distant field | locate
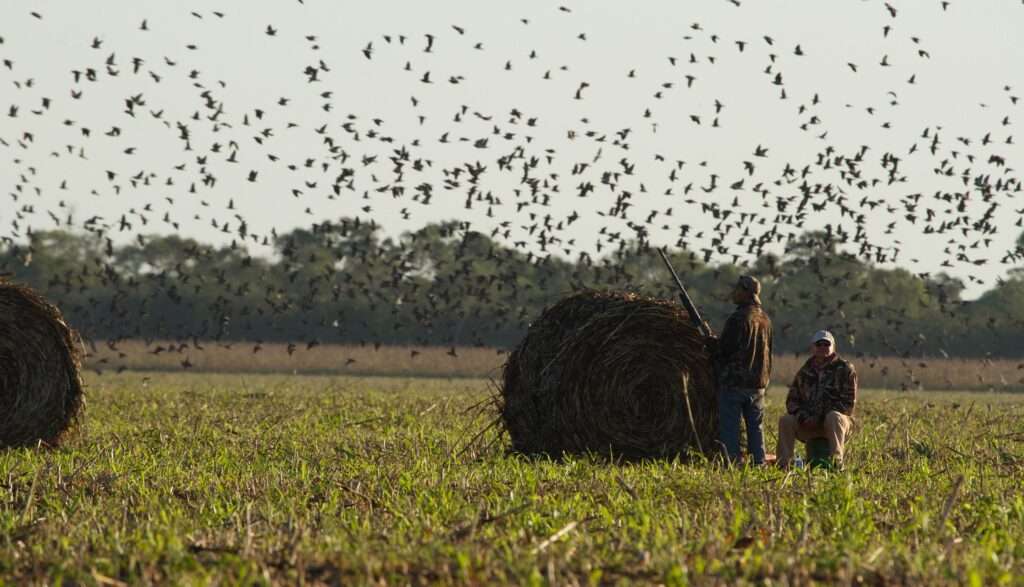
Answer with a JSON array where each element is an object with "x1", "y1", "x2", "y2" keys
[
  {"x1": 83, "y1": 339, "x2": 509, "y2": 380},
  {"x1": 1, "y1": 372, "x2": 1022, "y2": 584},
  {"x1": 83, "y1": 340, "x2": 1024, "y2": 392}
]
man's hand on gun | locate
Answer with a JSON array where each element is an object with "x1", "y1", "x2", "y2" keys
[{"x1": 701, "y1": 321, "x2": 718, "y2": 354}]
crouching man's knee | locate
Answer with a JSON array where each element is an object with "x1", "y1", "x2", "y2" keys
[
  {"x1": 824, "y1": 411, "x2": 850, "y2": 433},
  {"x1": 778, "y1": 413, "x2": 798, "y2": 431}
]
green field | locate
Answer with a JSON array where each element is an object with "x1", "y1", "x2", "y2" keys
[{"x1": 2, "y1": 373, "x2": 1023, "y2": 585}]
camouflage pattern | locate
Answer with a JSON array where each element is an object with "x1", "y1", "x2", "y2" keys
[
  {"x1": 785, "y1": 354, "x2": 858, "y2": 423},
  {"x1": 711, "y1": 302, "x2": 773, "y2": 390}
]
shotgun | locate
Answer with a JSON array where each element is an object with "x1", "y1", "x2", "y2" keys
[{"x1": 657, "y1": 247, "x2": 713, "y2": 338}]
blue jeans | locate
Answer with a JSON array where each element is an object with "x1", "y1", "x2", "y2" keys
[{"x1": 718, "y1": 387, "x2": 766, "y2": 464}]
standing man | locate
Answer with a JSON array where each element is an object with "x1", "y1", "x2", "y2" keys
[
  {"x1": 705, "y1": 275, "x2": 773, "y2": 465},
  {"x1": 776, "y1": 330, "x2": 858, "y2": 469}
]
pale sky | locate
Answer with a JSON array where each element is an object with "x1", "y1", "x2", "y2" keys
[{"x1": 2, "y1": 0, "x2": 1023, "y2": 297}]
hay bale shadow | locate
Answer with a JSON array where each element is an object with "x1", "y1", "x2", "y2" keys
[
  {"x1": 0, "y1": 281, "x2": 85, "y2": 448},
  {"x1": 499, "y1": 290, "x2": 716, "y2": 461}
]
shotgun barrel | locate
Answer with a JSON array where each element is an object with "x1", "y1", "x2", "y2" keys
[{"x1": 657, "y1": 247, "x2": 712, "y2": 338}]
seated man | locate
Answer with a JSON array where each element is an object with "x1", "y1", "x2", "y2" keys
[{"x1": 776, "y1": 330, "x2": 857, "y2": 469}]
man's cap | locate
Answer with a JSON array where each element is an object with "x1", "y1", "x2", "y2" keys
[
  {"x1": 811, "y1": 330, "x2": 836, "y2": 346},
  {"x1": 736, "y1": 275, "x2": 761, "y2": 296}
]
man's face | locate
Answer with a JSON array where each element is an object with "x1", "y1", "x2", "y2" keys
[
  {"x1": 811, "y1": 339, "x2": 833, "y2": 359},
  {"x1": 731, "y1": 286, "x2": 748, "y2": 305}
]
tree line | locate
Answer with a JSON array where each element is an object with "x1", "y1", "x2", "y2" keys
[{"x1": 2, "y1": 220, "x2": 1023, "y2": 359}]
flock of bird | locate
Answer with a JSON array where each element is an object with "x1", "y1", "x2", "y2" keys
[{"x1": 1, "y1": 2, "x2": 1023, "y2": 362}]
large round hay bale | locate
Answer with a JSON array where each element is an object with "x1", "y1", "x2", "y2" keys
[
  {"x1": 0, "y1": 281, "x2": 84, "y2": 448},
  {"x1": 500, "y1": 290, "x2": 717, "y2": 460}
]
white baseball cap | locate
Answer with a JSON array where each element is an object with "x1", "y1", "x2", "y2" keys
[{"x1": 811, "y1": 330, "x2": 836, "y2": 346}]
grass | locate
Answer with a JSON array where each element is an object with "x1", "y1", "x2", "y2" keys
[{"x1": 1, "y1": 373, "x2": 1022, "y2": 585}]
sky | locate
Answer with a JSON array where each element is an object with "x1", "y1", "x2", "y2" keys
[{"x1": 1, "y1": 0, "x2": 1023, "y2": 298}]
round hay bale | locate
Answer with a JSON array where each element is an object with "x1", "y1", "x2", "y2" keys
[
  {"x1": 500, "y1": 290, "x2": 716, "y2": 460},
  {"x1": 0, "y1": 281, "x2": 84, "y2": 448}
]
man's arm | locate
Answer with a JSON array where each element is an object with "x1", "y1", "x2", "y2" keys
[
  {"x1": 702, "y1": 314, "x2": 733, "y2": 361},
  {"x1": 785, "y1": 375, "x2": 802, "y2": 415},
  {"x1": 786, "y1": 371, "x2": 815, "y2": 424},
  {"x1": 835, "y1": 363, "x2": 858, "y2": 416},
  {"x1": 714, "y1": 312, "x2": 747, "y2": 363}
]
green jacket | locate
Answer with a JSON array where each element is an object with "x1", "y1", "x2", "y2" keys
[
  {"x1": 711, "y1": 302, "x2": 773, "y2": 390},
  {"x1": 786, "y1": 354, "x2": 858, "y2": 423}
]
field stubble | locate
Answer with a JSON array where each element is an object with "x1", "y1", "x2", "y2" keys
[{"x1": 0, "y1": 372, "x2": 1022, "y2": 584}]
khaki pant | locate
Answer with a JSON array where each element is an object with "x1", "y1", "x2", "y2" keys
[{"x1": 776, "y1": 411, "x2": 852, "y2": 468}]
